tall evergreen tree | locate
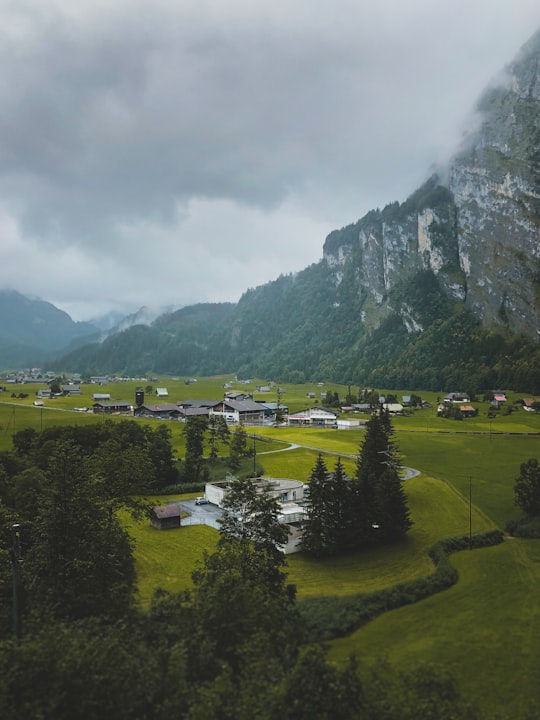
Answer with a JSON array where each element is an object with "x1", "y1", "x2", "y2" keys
[
  {"x1": 218, "y1": 475, "x2": 289, "y2": 553},
  {"x1": 349, "y1": 413, "x2": 411, "y2": 548},
  {"x1": 228, "y1": 423, "x2": 248, "y2": 470},
  {"x1": 302, "y1": 456, "x2": 352, "y2": 556},
  {"x1": 301, "y1": 455, "x2": 330, "y2": 556},
  {"x1": 23, "y1": 440, "x2": 136, "y2": 625},
  {"x1": 206, "y1": 415, "x2": 230, "y2": 462},
  {"x1": 183, "y1": 416, "x2": 208, "y2": 482}
]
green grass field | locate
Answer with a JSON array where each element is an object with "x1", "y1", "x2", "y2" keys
[
  {"x1": 3, "y1": 376, "x2": 540, "y2": 715},
  {"x1": 328, "y1": 539, "x2": 540, "y2": 719}
]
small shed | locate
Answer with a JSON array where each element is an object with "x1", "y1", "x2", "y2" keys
[
  {"x1": 156, "y1": 387, "x2": 169, "y2": 397},
  {"x1": 151, "y1": 504, "x2": 182, "y2": 530}
]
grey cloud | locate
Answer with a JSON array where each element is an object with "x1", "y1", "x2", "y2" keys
[{"x1": 0, "y1": 0, "x2": 539, "y2": 316}]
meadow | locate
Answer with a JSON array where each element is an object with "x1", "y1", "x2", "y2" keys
[{"x1": 2, "y1": 375, "x2": 540, "y2": 715}]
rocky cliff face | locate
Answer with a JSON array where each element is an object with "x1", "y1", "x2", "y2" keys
[
  {"x1": 323, "y1": 29, "x2": 540, "y2": 340},
  {"x1": 450, "y1": 29, "x2": 540, "y2": 336}
]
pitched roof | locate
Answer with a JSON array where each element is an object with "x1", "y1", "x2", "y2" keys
[
  {"x1": 224, "y1": 399, "x2": 265, "y2": 412},
  {"x1": 139, "y1": 403, "x2": 179, "y2": 413},
  {"x1": 153, "y1": 504, "x2": 182, "y2": 519}
]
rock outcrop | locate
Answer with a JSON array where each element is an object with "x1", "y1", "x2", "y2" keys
[{"x1": 323, "y1": 29, "x2": 540, "y2": 339}]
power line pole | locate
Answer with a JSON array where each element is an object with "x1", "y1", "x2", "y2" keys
[{"x1": 11, "y1": 524, "x2": 23, "y2": 639}]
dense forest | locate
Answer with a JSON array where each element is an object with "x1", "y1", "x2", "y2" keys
[{"x1": 55, "y1": 260, "x2": 540, "y2": 394}]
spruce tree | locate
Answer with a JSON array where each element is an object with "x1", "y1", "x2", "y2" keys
[
  {"x1": 301, "y1": 454, "x2": 330, "y2": 556},
  {"x1": 302, "y1": 455, "x2": 353, "y2": 556},
  {"x1": 349, "y1": 412, "x2": 412, "y2": 548}
]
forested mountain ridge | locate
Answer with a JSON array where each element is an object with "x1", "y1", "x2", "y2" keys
[{"x1": 52, "y1": 30, "x2": 540, "y2": 391}]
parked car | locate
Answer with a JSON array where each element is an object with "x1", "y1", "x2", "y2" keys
[{"x1": 195, "y1": 497, "x2": 209, "y2": 505}]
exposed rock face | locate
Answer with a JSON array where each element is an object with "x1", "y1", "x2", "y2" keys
[
  {"x1": 450, "y1": 30, "x2": 540, "y2": 336},
  {"x1": 323, "y1": 29, "x2": 540, "y2": 339}
]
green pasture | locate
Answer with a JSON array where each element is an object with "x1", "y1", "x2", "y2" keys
[
  {"x1": 286, "y1": 474, "x2": 492, "y2": 598},
  {"x1": 120, "y1": 497, "x2": 219, "y2": 608},
  {"x1": 328, "y1": 538, "x2": 540, "y2": 719},
  {"x1": 127, "y1": 473, "x2": 490, "y2": 606}
]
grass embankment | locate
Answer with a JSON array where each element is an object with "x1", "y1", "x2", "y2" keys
[{"x1": 328, "y1": 539, "x2": 540, "y2": 719}]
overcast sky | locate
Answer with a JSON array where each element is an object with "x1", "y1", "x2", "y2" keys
[{"x1": 1, "y1": 0, "x2": 539, "y2": 322}]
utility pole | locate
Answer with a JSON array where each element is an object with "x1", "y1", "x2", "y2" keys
[
  {"x1": 469, "y1": 476, "x2": 473, "y2": 550},
  {"x1": 11, "y1": 524, "x2": 23, "y2": 639}
]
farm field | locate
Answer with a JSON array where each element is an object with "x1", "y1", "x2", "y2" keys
[{"x1": 2, "y1": 374, "x2": 540, "y2": 715}]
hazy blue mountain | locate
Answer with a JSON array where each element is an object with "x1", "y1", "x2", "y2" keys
[{"x1": 0, "y1": 289, "x2": 99, "y2": 368}]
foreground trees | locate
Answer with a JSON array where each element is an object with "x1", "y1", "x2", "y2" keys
[
  {"x1": 0, "y1": 422, "x2": 478, "y2": 718},
  {"x1": 218, "y1": 475, "x2": 290, "y2": 552}
]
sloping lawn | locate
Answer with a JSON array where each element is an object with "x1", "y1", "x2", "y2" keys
[
  {"x1": 126, "y1": 473, "x2": 491, "y2": 608},
  {"x1": 286, "y1": 474, "x2": 492, "y2": 597},
  {"x1": 328, "y1": 538, "x2": 540, "y2": 720},
  {"x1": 120, "y1": 502, "x2": 218, "y2": 607}
]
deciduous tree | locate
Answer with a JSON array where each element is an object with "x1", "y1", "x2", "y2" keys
[
  {"x1": 218, "y1": 475, "x2": 290, "y2": 553},
  {"x1": 514, "y1": 458, "x2": 540, "y2": 516}
]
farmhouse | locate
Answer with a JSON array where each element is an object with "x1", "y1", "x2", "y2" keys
[
  {"x1": 224, "y1": 391, "x2": 252, "y2": 401},
  {"x1": 36, "y1": 388, "x2": 51, "y2": 399},
  {"x1": 93, "y1": 392, "x2": 111, "y2": 401},
  {"x1": 209, "y1": 399, "x2": 266, "y2": 425},
  {"x1": 460, "y1": 405, "x2": 478, "y2": 418},
  {"x1": 151, "y1": 504, "x2": 182, "y2": 530},
  {"x1": 523, "y1": 398, "x2": 540, "y2": 412},
  {"x1": 383, "y1": 402, "x2": 404, "y2": 414},
  {"x1": 134, "y1": 403, "x2": 182, "y2": 420},
  {"x1": 286, "y1": 406, "x2": 338, "y2": 427},
  {"x1": 62, "y1": 385, "x2": 82, "y2": 396},
  {"x1": 444, "y1": 392, "x2": 470, "y2": 403},
  {"x1": 92, "y1": 401, "x2": 133, "y2": 414},
  {"x1": 259, "y1": 402, "x2": 289, "y2": 418}
]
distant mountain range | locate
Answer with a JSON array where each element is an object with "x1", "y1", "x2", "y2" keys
[
  {"x1": 0, "y1": 291, "x2": 182, "y2": 369},
  {"x1": 2, "y1": 30, "x2": 540, "y2": 392},
  {"x1": 0, "y1": 290, "x2": 100, "y2": 368}
]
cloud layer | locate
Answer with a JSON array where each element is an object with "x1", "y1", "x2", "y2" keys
[{"x1": 1, "y1": 0, "x2": 539, "y2": 320}]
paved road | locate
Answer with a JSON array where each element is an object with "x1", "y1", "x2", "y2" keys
[{"x1": 252, "y1": 435, "x2": 420, "y2": 479}]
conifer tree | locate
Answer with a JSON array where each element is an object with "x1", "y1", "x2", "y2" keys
[
  {"x1": 349, "y1": 412, "x2": 412, "y2": 548},
  {"x1": 302, "y1": 455, "x2": 352, "y2": 556},
  {"x1": 301, "y1": 454, "x2": 330, "y2": 556}
]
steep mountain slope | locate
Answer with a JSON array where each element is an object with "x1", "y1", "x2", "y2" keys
[
  {"x1": 54, "y1": 30, "x2": 540, "y2": 391},
  {"x1": 449, "y1": 29, "x2": 540, "y2": 336},
  {"x1": 323, "y1": 28, "x2": 540, "y2": 341}
]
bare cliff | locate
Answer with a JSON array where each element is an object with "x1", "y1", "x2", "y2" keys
[{"x1": 323, "y1": 29, "x2": 540, "y2": 340}]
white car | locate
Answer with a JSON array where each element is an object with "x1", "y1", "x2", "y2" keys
[{"x1": 195, "y1": 497, "x2": 209, "y2": 505}]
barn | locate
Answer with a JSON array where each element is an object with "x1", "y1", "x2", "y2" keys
[{"x1": 151, "y1": 503, "x2": 182, "y2": 530}]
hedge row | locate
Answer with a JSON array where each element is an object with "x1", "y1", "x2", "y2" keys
[{"x1": 297, "y1": 530, "x2": 504, "y2": 642}]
